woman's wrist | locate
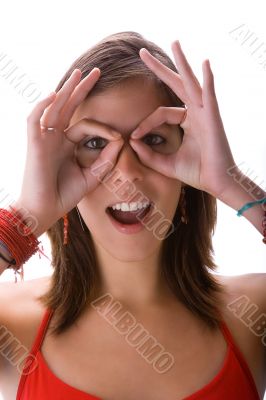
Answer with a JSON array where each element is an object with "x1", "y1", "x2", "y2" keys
[
  {"x1": 217, "y1": 168, "x2": 266, "y2": 235},
  {"x1": 0, "y1": 241, "x2": 13, "y2": 262},
  {"x1": 0, "y1": 240, "x2": 17, "y2": 275},
  {"x1": 6, "y1": 201, "x2": 47, "y2": 239},
  {"x1": 0, "y1": 204, "x2": 43, "y2": 282}
]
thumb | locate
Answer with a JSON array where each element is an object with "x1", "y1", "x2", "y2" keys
[{"x1": 129, "y1": 139, "x2": 177, "y2": 179}]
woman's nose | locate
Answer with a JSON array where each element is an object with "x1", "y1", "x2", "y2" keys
[{"x1": 114, "y1": 140, "x2": 144, "y2": 183}]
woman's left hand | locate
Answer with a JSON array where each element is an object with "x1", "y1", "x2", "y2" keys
[{"x1": 129, "y1": 41, "x2": 237, "y2": 199}]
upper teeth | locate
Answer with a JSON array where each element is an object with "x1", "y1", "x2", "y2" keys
[{"x1": 110, "y1": 202, "x2": 150, "y2": 211}]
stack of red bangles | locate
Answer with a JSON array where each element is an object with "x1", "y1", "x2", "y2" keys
[{"x1": 0, "y1": 206, "x2": 42, "y2": 282}]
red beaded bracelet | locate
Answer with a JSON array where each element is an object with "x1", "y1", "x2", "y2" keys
[{"x1": 0, "y1": 207, "x2": 46, "y2": 282}]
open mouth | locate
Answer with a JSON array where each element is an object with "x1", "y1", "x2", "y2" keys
[{"x1": 106, "y1": 203, "x2": 152, "y2": 225}]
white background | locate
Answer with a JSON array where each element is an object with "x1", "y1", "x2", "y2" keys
[{"x1": 0, "y1": 0, "x2": 265, "y2": 398}]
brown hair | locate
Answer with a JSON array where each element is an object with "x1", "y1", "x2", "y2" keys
[{"x1": 38, "y1": 31, "x2": 225, "y2": 335}]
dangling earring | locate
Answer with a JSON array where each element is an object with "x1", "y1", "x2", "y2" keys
[
  {"x1": 63, "y1": 214, "x2": 69, "y2": 245},
  {"x1": 180, "y1": 187, "x2": 188, "y2": 224},
  {"x1": 76, "y1": 206, "x2": 85, "y2": 232}
]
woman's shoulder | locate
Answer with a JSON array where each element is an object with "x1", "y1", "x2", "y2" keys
[
  {"x1": 215, "y1": 272, "x2": 266, "y2": 395},
  {"x1": 0, "y1": 275, "x2": 51, "y2": 349},
  {"x1": 214, "y1": 272, "x2": 266, "y2": 352},
  {"x1": 215, "y1": 272, "x2": 266, "y2": 313},
  {"x1": 0, "y1": 275, "x2": 51, "y2": 310}
]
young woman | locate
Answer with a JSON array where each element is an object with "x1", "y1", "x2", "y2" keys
[{"x1": 0, "y1": 31, "x2": 265, "y2": 400}]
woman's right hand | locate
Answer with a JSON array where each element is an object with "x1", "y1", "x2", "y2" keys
[{"x1": 15, "y1": 68, "x2": 123, "y2": 236}]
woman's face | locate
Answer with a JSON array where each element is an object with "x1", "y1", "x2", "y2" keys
[{"x1": 69, "y1": 78, "x2": 183, "y2": 262}]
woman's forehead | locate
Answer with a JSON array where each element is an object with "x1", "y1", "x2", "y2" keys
[{"x1": 73, "y1": 79, "x2": 173, "y2": 134}]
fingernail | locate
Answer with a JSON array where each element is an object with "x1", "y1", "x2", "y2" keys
[
  {"x1": 112, "y1": 131, "x2": 122, "y2": 138},
  {"x1": 131, "y1": 128, "x2": 140, "y2": 138},
  {"x1": 140, "y1": 48, "x2": 148, "y2": 55},
  {"x1": 175, "y1": 40, "x2": 182, "y2": 49},
  {"x1": 91, "y1": 67, "x2": 100, "y2": 73},
  {"x1": 129, "y1": 139, "x2": 137, "y2": 146}
]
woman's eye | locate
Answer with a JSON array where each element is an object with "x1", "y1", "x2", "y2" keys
[
  {"x1": 83, "y1": 133, "x2": 166, "y2": 151},
  {"x1": 143, "y1": 134, "x2": 166, "y2": 146},
  {"x1": 83, "y1": 137, "x2": 107, "y2": 150}
]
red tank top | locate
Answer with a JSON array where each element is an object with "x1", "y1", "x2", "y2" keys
[{"x1": 16, "y1": 308, "x2": 260, "y2": 400}]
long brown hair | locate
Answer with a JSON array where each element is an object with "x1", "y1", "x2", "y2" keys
[{"x1": 38, "y1": 31, "x2": 225, "y2": 336}]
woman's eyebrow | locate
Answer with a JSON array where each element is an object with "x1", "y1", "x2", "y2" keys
[
  {"x1": 156, "y1": 123, "x2": 178, "y2": 130},
  {"x1": 77, "y1": 118, "x2": 120, "y2": 136},
  {"x1": 82, "y1": 118, "x2": 178, "y2": 136},
  {"x1": 150, "y1": 123, "x2": 180, "y2": 134}
]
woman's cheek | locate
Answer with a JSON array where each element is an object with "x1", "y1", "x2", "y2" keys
[
  {"x1": 152, "y1": 139, "x2": 182, "y2": 155},
  {"x1": 75, "y1": 145, "x2": 100, "y2": 167}
]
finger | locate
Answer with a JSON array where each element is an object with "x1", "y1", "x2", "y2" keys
[
  {"x1": 64, "y1": 118, "x2": 122, "y2": 144},
  {"x1": 129, "y1": 139, "x2": 177, "y2": 179},
  {"x1": 84, "y1": 140, "x2": 124, "y2": 189},
  {"x1": 139, "y1": 48, "x2": 188, "y2": 104},
  {"x1": 202, "y1": 59, "x2": 218, "y2": 109},
  {"x1": 131, "y1": 107, "x2": 186, "y2": 139},
  {"x1": 27, "y1": 92, "x2": 56, "y2": 139},
  {"x1": 60, "y1": 68, "x2": 101, "y2": 130},
  {"x1": 171, "y1": 41, "x2": 202, "y2": 106},
  {"x1": 41, "y1": 69, "x2": 82, "y2": 126}
]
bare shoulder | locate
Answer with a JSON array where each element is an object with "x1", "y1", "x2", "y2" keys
[
  {"x1": 214, "y1": 272, "x2": 266, "y2": 312},
  {"x1": 0, "y1": 275, "x2": 51, "y2": 348},
  {"x1": 214, "y1": 272, "x2": 266, "y2": 396},
  {"x1": 214, "y1": 272, "x2": 266, "y2": 353},
  {"x1": 0, "y1": 275, "x2": 51, "y2": 309}
]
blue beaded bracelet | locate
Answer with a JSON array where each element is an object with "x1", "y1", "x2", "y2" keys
[{"x1": 237, "y1": 197, "x2": 266, "y2": 216}]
